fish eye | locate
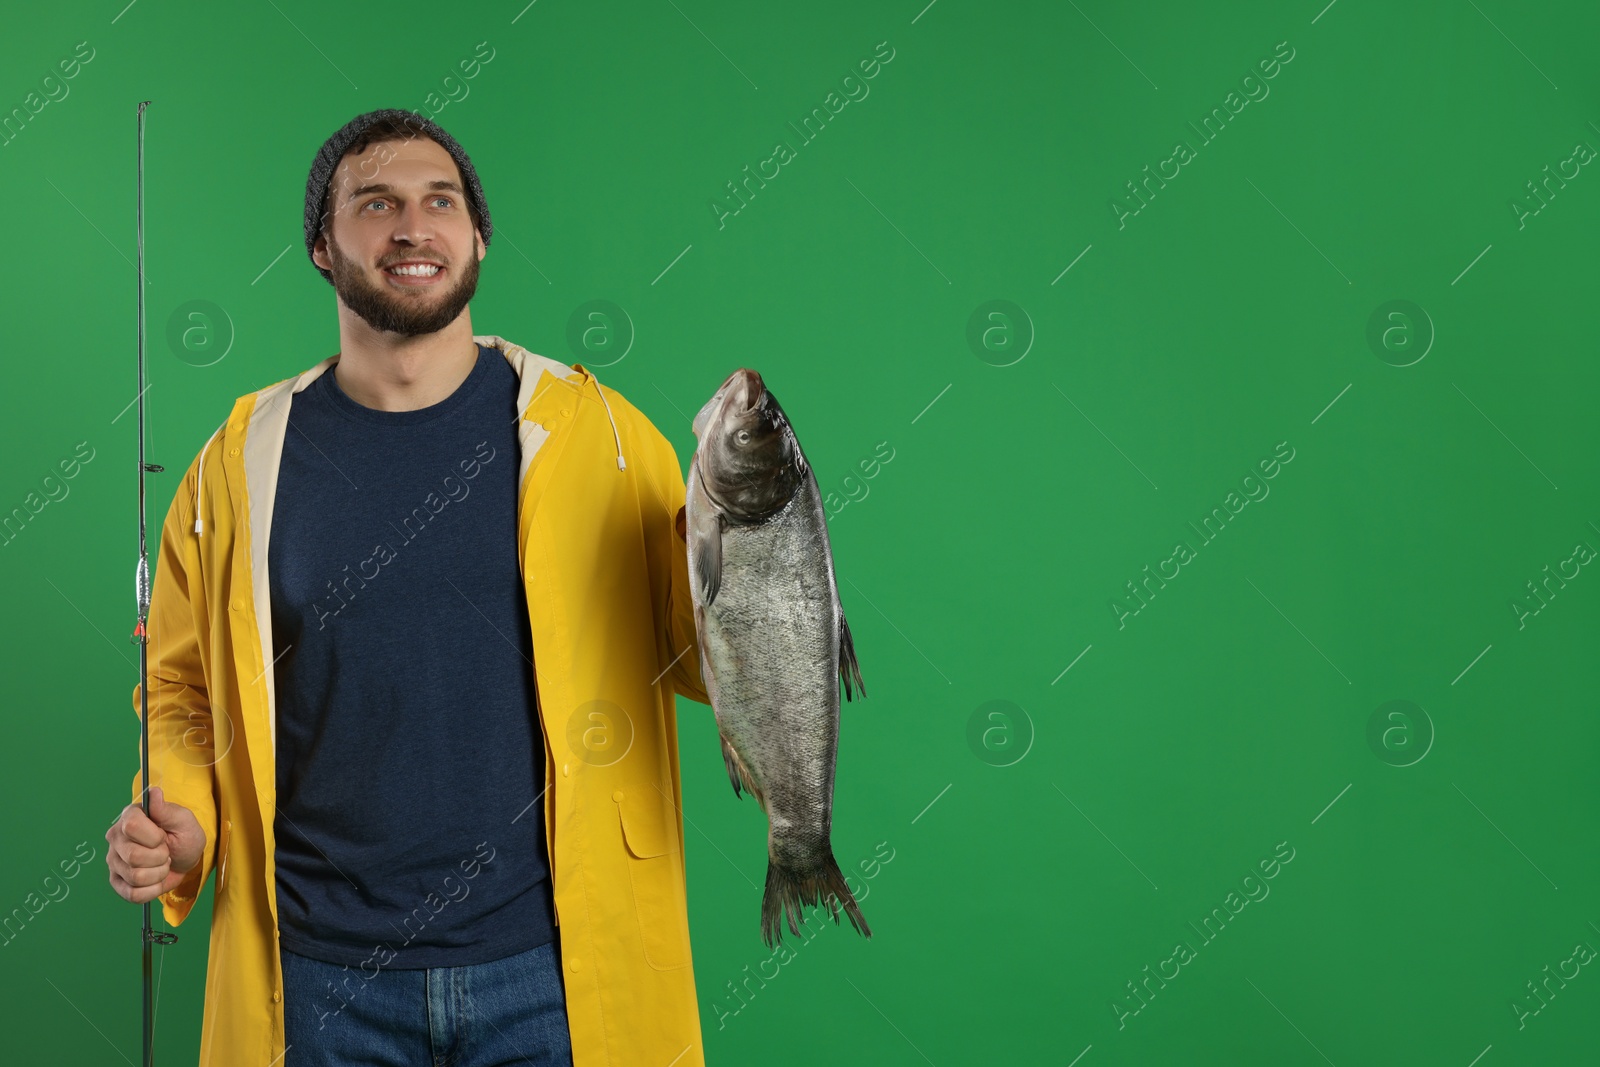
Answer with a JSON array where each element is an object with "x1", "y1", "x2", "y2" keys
[{"x1": 735, "y1": 429, "x2": 751, "y2": 445}]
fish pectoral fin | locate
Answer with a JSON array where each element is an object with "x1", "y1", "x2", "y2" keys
[
  {"x1": 690, "y1": 508, "x2": 724, "y2": 605},
  {"x1": 719, "y1": 734, "x2": 763, "y2": 808},
  {"x1": 693, "y1": 603, "x2": 717, "y2": 702},
  {"x1": 838, "y1": 610, "x2": 867, "y2": 702}
]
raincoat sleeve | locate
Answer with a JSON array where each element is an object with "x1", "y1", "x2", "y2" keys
[
  {"x1": 639, "y1": 417, "x2": 711, "y2": 707},
  {"x1": 128, "y1": 448, "x2": 220, "y2": 928}
]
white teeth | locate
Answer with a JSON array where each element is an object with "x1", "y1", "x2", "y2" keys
[{"x1": 387, "y1": 264, "x2": 441, "y2": 277}]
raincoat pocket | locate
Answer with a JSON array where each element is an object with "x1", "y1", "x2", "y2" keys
[{"x1": 615, "y1": 790, "x2": 692, "y2": 971}]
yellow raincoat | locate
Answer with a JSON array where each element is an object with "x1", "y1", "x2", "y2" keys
[{"x1": 130, "y1": 335, "x2": 710, "y2": 1065}]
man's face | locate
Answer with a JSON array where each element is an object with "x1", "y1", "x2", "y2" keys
[{"x1": 312, "y1": 135, "x2": 486, "y2": 337}]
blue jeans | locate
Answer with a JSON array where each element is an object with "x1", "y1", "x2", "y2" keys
[{"x1": 280, "y1": 938, "x2": 574, "y2": 1066}]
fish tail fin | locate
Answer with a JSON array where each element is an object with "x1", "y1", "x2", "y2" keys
[
  {"x1": 838, "y1": 611, "x2": 866, "y2": 702},
  {"x1": 760, "y1": 849, "x2": 871, "y2": 949}
]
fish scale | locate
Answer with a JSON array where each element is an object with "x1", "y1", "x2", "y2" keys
[{"x1": 702, "y1": 480, "x2": 837, "y2": 859}]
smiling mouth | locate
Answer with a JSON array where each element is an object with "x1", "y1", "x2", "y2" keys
[{"x1": 383, "y1": 262, "x2": 446, "y2": 284}]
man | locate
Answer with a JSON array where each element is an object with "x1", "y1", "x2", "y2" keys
[{"x1": 103, "y1": 108, "x2": 711, "y2": 1066}]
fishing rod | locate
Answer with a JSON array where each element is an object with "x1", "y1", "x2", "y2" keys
[{"x1": 132, "y1": 97, "x2": 177, "y2": 1067}]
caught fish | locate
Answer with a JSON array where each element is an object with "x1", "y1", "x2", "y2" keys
[{"x1": 685, "y1": 368, "x2": 870, "y2": 949}]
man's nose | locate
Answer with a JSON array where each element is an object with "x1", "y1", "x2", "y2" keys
[{"x1": 389, "y1": 200, "x2": 435, "y2": 243}]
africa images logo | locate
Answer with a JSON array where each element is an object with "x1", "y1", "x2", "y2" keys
[{"x1": 311, "y1": 441, "x2": 495, "y2": 629}]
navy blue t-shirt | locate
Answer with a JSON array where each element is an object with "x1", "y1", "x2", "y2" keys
[{"x1": 268, "y1": 343, "x2": 554, "y2": 969}]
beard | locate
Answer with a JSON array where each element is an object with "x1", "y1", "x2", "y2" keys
[{"x1": 326, "y1": 233, "x2": 481, "y2": 337}]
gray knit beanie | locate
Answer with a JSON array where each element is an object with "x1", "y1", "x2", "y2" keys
[{"x1": 303, "y1": 108, "x2": 493, "y2": 286}]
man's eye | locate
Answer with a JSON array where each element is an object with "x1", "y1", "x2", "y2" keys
[{"x1": 361, "y1": 198, "x2": 452, "y2": 211}]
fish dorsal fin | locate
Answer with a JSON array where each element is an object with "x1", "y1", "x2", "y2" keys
[{"x1": 838, "y1": 610, "x2": 866, "y2": 702}]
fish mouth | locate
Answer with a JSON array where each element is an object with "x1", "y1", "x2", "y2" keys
[
  {"x1": 722, "y1": 367, "x2": 764, "y2": 416},
  {"x1": 694, "y1": 367, "x2": 765, "y2": 437}
]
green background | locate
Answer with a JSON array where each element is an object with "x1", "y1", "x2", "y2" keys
[{"x1": 3, "y1": 0, "x2": 1597, "y2": 1063}]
